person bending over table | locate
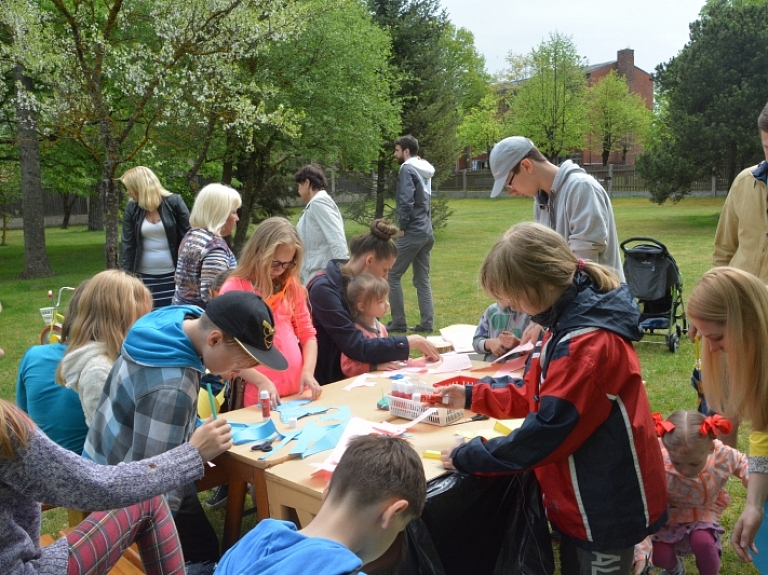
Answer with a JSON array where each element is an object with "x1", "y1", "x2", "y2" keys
[
  {"x1": 687, "y1": 266, "x2": 768, "y2": 564},
  {"x1": 308, "y1": 219, "x2": 439, "y2": 385},
  {"x1": 438, "y1": 222, "x2": 667, "y2": 575}
]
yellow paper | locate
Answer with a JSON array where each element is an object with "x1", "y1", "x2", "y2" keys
[{"x1": 198, "y1": 387, "x2": 225, "y2": 419}]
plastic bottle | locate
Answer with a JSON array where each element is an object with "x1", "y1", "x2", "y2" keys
[
  {"x1": 260, "y1": 390, "x2": 271, "y2": 421},
  {"x1": 412, "y1": 393, "x2": 449, "y2": 405}
]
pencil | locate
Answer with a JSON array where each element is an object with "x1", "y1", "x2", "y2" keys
[{"x1": 206, "y1": 383, "x2": 217, "y2": 420}]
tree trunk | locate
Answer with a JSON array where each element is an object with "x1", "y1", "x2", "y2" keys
[
  {"x1": 1, "y1": 213, "x2": 8, "y2": 246},
  {"x1": 88, "y1": 185, "x2": 104, "y2": 231},
  {"x1": 61, "y1": 193, "x2": 72, "y2": 229},
  {"x1": 375, "y1": 158, "x2": 386, "y2": 219},
  {"x1": 14, "y1": 63, "x2": 54, "y2": 279},
  {"x1": 101, "y1": 162, "x2": 121, "y2": 268}
]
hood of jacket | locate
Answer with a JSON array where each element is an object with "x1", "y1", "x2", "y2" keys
[
  {"x1": 532, "y1": 272, "x2": 642, "y2": 342},
  {"x1": 216, "y1": 519, "x2": 362, "y2": 575},
  {"x1": 122, "y1": 305, "x2": 204, "y2": 371},
  {"x1": 403, "y1": 157, "x2": 435, "y2": 180},
  {"x1": 59, "y1": 341, "x2": 109, "y2": 388}
]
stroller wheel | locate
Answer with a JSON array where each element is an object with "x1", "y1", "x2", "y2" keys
[{"x1": 667, "y1": 333, "x2": 679, "y2": 353}]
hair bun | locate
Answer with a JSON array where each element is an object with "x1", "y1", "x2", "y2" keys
[{"x1": 370, "y1": 219, "x2": 397, "y2": 241}]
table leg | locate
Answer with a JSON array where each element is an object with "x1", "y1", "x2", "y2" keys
[
  {"x1": 222, "y1": 477, "x2": 247, "y2": 551},
  {"x1": 252, "y1": 468, "x2": 270, "y2": 521}
]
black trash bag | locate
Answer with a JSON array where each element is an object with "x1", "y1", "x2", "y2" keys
[{"x1": 398, "y1": 471, "x2": 554, "y2": 575}]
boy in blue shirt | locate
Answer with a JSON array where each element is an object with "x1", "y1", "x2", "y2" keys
[{"x1": 216, "y1": 435, "x2": 427, "y2": 575}]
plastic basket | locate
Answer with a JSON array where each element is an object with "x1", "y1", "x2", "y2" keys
[
  {"x1": 433, "y1": 375, "x2": 480, "y2": 388},
  {"x1": 40, "y1": 307, "x2": 55, "y2": 324},
  {"x1": 386, "y1": 382, "x2": 464, "y2": 426}
]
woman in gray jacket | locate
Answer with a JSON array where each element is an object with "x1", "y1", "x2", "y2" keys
[{"x1": 295, "y1": 165, "x2": 349, "y2": 285}]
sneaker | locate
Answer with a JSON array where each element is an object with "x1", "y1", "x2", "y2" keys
[
  {"x1": 204, "y1": 484, "x2": 228, "y2": 509},
  {"x1": 385, "y1": 322, "x2": 408, "y2": 333},
  {"x1": 408, "y1": 325, "x2": 433, "y2": 334},
  {"x1": 185, "y1": 561, "x2": 217, "y2": 575}
]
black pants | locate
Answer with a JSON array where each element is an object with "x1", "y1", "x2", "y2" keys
[
  {"x1": 174, "y1": 487, "x2": 220, "y2": 563},
  {"x1": 559, "y1": 537, "x2": 634, "y2": 575}
]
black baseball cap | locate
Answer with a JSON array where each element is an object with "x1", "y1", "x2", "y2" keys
[{"x1": 205, "y1": 291, "x2": 288, "y2": 371}]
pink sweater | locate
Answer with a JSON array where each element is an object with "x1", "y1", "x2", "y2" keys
[
  {"x1": 220, "y1": 277, "x2": 316, "y2": 401},
  {"x1": 340, "y1": 319, "x2": 388, "y2": 377}
]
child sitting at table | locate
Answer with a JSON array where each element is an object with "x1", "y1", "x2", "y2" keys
[
  {"x1": 215, "y1": 434, "x2": 427, "y2": 575},
  {"x1": 472, "y1": 298, "x2": 530, "y2": 362},
  {"x1": 341, "y1": 273, "x2": 402, "y2": 377}
]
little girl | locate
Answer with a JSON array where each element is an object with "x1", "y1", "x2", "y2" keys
[
  {"x1": 340, "y1": 273, "x2": 401, "y2": 377},
  {"x1": 651, "y1": 410, "x2": 748, "y2": 575},
  {"x1": 220, "y1": 217, "x2": 320, "y2": 404}
]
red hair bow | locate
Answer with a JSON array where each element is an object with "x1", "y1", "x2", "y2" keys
[
  {"x1": 652, "y1": 412, "x2": 675, "y2": 437},
  {"x1": 700, "y1": 414, "x2": 732, "y2": 437}
]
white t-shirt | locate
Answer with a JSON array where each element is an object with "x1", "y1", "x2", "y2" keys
[{"x1": 138, "y1": 219, "x2": 175, "y2": 274}]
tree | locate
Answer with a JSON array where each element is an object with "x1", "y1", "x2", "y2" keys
[
  {"x1": 0, "y1": 163, "x2": 21, "y2": 246},
  {"x1": 636, "y1": 0, "x2": 768, "y2": 202},
  {"x1": 586, "y1": 70, "x2": 652, "y2": 165},
  {"x1": 457, "y1": 91, "x2": 504, "y2": 158},
  {"x1": 505, "y1": 32, "x2": 586, "y2": 160}
]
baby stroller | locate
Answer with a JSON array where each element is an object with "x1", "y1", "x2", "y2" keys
[{"x1": 621, "y1": 237, "x2": 687, "y2": 352}]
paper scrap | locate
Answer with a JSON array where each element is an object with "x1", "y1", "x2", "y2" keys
[
  {"x1": 491, "y1": 341, "x2": 534, "y2": 364},
  {"x1": 431, "y1": 353, "x2": 473, "y2": 373},
  {"x1": 344, "y1": 375, "x2": 376, "y2": 390},
  {"x1": 231, "y1": 420, "x2": 280, "y2": 445},
  {"x1": 439, "y1": 324, "x2": 477, "y2": 354}
]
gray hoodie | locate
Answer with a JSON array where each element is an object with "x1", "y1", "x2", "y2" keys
[
  {"x1": 533, "y1": 160, "x2": 625, "y2": 281},
  {"x1": 396, "y1": 157, "x2": 435, "y2": 236},
  {"x1": 58, "y1": 341, "x2": 113, "y2": 426}
]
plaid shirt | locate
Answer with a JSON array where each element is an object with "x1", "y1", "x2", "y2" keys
[{"x1": 84, "y1": 356, "x2": 202, "y2": 511}]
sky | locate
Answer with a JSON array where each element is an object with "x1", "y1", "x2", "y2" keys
[{"x1": 439, "y1": 0, "x2": 707, "y2": 77}]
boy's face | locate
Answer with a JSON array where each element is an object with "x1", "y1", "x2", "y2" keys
[{"x1": 202, "y1": 331, "x2": 258, "y2": 376}]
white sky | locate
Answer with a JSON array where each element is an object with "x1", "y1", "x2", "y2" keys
[{"x1": 439, "y1": 0, "x2": 707, "y2": 76}]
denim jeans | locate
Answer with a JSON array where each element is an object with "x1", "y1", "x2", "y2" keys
[{"x1": 388, "y1": 233, "x2": 434, "y2": 330}]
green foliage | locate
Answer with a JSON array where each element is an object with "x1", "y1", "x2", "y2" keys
[
  {"x1": 505, "y1": 32, "x2": 587, "y2": 160},
  {"x1": 0, "y1": 163, "x2": 21, "y2": 245},
  {"x1": 586, "y1": 70, "x2": 653, "y2": 165},
  {"x1": 458, "y1": 91, "x2": 505, "y2": 156},
  {"x1": 637, "y1": 0, "x2": 768, "y2": 202}
]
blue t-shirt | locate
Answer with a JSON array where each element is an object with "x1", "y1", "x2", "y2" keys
[{"x1": 15, "y1": 344, "x2": 88, "y2": 454}]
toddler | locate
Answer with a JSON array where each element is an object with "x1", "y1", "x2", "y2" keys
[
  {"x1": 341, "y1": 273, "x2": 402, "y2": 377},
  {"x1": 472, "y1": 299, "x2": 529, "y2": 361},
  {"x1": 651, "y1": 410, "x2": 748, "y2": 575}
]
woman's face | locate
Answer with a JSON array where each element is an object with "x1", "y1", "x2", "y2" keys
[
  {"x1": 270, "y1": 243, "x2": 297, "y2": 279},
  {"x1": 220, "y1": 208, "x2": 240, "y2": 237},
  {"x1": 363, "y1": 255, "x2": 396, "y2": 280},
  {"x1": 297, "y1": 179, "x2": 312, "y2": 203},
  {"x1": 692, "y1": 318, "x2": 728, "y2": 353}
]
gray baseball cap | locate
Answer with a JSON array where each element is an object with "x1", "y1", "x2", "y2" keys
[{"x1": 490, "y1": 136, "x2": 535, "y2": 197}]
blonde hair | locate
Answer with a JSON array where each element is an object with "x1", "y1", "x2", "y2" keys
[
  {"x1": 56, "y1": 270, "x2": 153, "y2": 383},
  {"x1": 480, "y1": 222, "x2": 619, "y2": 310},
  {"x1": 346, "y1": 273, "x2": 390, "y2": 321},
  {"x1": 0, "y1": 400, "x2": 32, "y2": 459},
  {"x1": 688, "y1": 267, "x2": 768, "y2": 430},
  {"x1": 230, "y1": 217, "x2": 304, "y2": 302},
  {"x1": 120, "y1": 166, "x2": 171, "y2": 212},
  {"x1": 660, "y1": 410, "x2": 713, "y2": 455},
  {"x1": 189, "y1": 183, "x2": 242, "y2": 236}
]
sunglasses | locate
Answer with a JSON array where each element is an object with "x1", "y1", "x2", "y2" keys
[
  {"x1": 505, "y1": 170, "x2": 516, "y2": 188},
  {"x1": 271, "y1": 259, "x2": 297, "y2": 271}
]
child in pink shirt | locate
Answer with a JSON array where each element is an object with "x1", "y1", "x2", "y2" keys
[
  {"x1": 220, "y1": 217, "x2": 320, "y2": 404},
  {"x1": 651, "y1": 410, "x2": 748, "y2": 575},
  {"x1": 341, "y1": 274, "x2": 401, "y2": 377}
]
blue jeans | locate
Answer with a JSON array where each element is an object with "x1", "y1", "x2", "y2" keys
[{"x1": 388, "y1": 233, "x2": 434, "y2": 330}]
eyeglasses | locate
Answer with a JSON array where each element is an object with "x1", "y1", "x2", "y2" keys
[
  {"x1": 505, "y1": 170, "x2": 516, "y2": 189},
  {"x1": 271, "y1": 259, "x2": 297, "y2": 271}
]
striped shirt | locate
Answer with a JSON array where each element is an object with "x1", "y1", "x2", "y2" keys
[{"x1": 172, "y1": 228, "x2": 237, "y2": 308}]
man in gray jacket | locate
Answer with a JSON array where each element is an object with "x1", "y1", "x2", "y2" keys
[
  {"x1": 387, "y1": 135, "x2": 435, "y2": 333},
  {"x1": 489, "y1": 136, "x2": 625, "y2": 281}
]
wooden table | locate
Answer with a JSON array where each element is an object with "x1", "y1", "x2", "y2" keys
[{"x1": 207, "y1": 366, "x2": 494, "y2": 548}]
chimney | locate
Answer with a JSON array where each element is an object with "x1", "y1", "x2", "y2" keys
[{"x1": 617, "y1": 49, "x2": 635, "y2": 90}]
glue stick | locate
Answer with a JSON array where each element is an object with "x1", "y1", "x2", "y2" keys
[
  {"x1": 412, "y1": 393, "x2": 449, "y2": 405},
  {"x1": 259, "y1": 390, "x2": 271, "y2": 421}
]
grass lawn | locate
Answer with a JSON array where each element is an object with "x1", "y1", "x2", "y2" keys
[{"x1": 0, "y1": 195, "x2": 756, "y2": 574}]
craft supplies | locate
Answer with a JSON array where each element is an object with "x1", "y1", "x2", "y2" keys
[
  {"x1": 260, "y1": 390, "x2": 271, "y2": 421},
  {"x1": 206, "y1": 383, "x2": 217, "y2": 420}
]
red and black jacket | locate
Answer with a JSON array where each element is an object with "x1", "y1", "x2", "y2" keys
[{"x1": 452, "y1": 273, "x2": 667, "y2": 551}]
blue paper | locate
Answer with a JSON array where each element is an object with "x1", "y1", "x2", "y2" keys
[
  {"x1": 259, "y1": 429, "x2": 303, "y2": 460},
  {"x1": 302, "y1": 423, "x2": 347, "y2": 458},
  {"x1": 290, "y1": 422, "x2": 327, "y2": 455},
  {"x1": 751, "y1": 501, "x2": 768, "y2": 573},
  {"x1": 321, "y1": 406, "x2": 351, "y2": 424},
  {"x1": 231, "y1": 419, "x2": 281, "y2": 445}
]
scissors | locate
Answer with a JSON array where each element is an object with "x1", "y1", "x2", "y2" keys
[{"x1": 251, "y1": 433, "x2": 279, "y2": 452}]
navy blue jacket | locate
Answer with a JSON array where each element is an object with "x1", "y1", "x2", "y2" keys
[{"x1": 308, "y1": 260, "x2": 409, "y2": 384}]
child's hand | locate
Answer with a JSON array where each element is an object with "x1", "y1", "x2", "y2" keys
[
  {"x1": 520, "y1": 322, "x2": 543, "y2": 346},
  {"x1": 441, "y1": 448, "x2": 455, "y2": 470},
  {"x1": 300, "y1": 371, "x2": 322, "y2": 400},
  {"x1": 190, "y1": 417, "x2": 232, "y2": 461},
  {"x1": 255, "y1": 377, "x2": 281, "y2": 407},
  {"x1": 379, "y1": 361, "x2": 403, "y2": 371},
  {"x1": 407, "y1": 335, "x2": 440, "y2": 362},
  {"x1": 486, "y1": 338, "x2": 507, "y2": 357},
  {"x1": 435, "y1": 384, "x2": 466, "y2": 409},
  {"x1": 498, "y1": 331, "x2": 520, "y2": 351}
]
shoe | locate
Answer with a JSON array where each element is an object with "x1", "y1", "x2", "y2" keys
[
  {"x1": 204, "y1": 484, "x2": 228, "y2": 509},
  {"x1": 185, "y1": 561, "x2": 217, "y2": 575},
  {"x1": 409, "y1": 325, "x2": 433, "y2": 334},
  {"x1": 385, "y1": 322, "x2": 408, "y2": 333}
]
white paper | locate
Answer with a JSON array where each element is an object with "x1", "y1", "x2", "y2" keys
[
  {"x1": 430, "y1": 353, "x2": 473, "y2": 373},
  {"x1": 343, "y1": 375, "x2": 376, "y2": 390},
  {"x1": 439, "y1": 324, "x2": 477, "y2": 354},
  {"x1": 491, "y1": 341, "x2": 534, "y2": 364}
]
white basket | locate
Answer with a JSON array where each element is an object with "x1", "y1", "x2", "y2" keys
[
  {"x1": 40, "y1": 307, "x2": 55, "y2": 323},
  {"x1": 386, "y1": 383, "x2": 463, "y2": 426}
]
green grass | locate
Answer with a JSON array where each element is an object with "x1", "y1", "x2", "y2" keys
[{"x1": 0, "y1": 196, "x2": 756, "y2": 574}]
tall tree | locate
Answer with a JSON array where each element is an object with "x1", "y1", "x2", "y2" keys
[
  {"x1": 586, "y1": 70, "x2": 652, "y2": 165},
  {"x1": 506, "y1": 32, "x2": 586, "y2": 160},
  {"x1": 457, "y1": 91, "x2": 504, "y2": 158},
  {"x1": 636, "y1": 0, "x2": 768, "y2": 203}
]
